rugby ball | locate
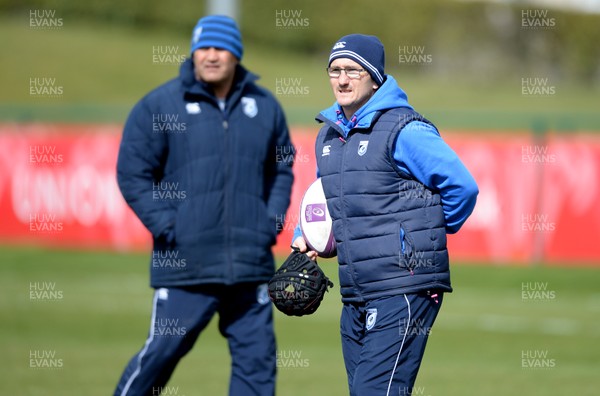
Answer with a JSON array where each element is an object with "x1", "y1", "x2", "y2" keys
[{"x1": 299, "y1": 178, "x2": 337, "y2": 258}]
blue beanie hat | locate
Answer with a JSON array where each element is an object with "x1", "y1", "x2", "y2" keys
[
  {"x1": 190, "y1": 15, "x2": 243, "y2": 60},
  {"x1": 329, "y1": 34, "x2": 385, "y2": 86}
]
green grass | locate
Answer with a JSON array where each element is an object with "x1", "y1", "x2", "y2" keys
[
  {"x1": 1, "y1": 245, "x2": 599, "y2": 395},
  {"x1": 1, "y1": 16, "x2": 600, "y2": 130}
]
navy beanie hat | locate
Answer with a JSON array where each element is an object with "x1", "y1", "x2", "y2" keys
[
  {"x1": 190, "y1": 15, "x2": 243, "y2": 60},
  {"x1": 329, "y1": 34, "x2": 385, "y2": 86}
]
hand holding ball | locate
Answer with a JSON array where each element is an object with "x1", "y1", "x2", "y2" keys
[{"x1": 299, "y1": 178, "x2": 337, "y2": 258}]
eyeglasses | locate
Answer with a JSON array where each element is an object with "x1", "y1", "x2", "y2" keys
[{"x1": 326, "y1": 67, "x2": 366, "y2": 79}]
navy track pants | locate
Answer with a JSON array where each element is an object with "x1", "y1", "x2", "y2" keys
[
  {"x1": 114, "y1": 283, "x2": 276, "y2": 396},
  {"x1": 341, "y1": 292, "x2": 443, "y2": 396}
]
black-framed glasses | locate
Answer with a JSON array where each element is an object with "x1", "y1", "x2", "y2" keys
[{"x1": 326, "y1": 67, "x2": 366, "y2": 79}]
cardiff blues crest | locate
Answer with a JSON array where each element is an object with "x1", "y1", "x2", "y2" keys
[
  {"x1": 358, "y1": 140, "x2": 369, "y2": 156},
  {"x1": 241, "y1": 97, "x2": 258, "y2": 118}
]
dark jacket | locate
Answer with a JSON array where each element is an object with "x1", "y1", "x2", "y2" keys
[{"x1": 117, "y1": 59, "x2": 294, "y2": 287}]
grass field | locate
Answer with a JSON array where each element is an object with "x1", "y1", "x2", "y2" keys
[
  {"x1": 2, "y1": 16, "x2": 600, "y2": 130},
  {"x1": 1, "y1": 245, "x2": 599, "y2": 395}
]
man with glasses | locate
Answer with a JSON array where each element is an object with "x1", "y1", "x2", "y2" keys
[{"x1": 293, "y1": 34, "x2": 478, "y2": 395}]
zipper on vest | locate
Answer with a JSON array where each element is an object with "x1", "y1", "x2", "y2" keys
[
  {"x1": 400, "y1": 226, "x2": 416, "y2": 275},
  {"x1": 340, "y1": 132, "x2": 361, "y2": 298}
]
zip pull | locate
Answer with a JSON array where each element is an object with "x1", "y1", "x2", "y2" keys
[
  {"x1": 339, "y1": 136, "x2": 346, "y2": 144},
  {"x1": 222, "y1": 120, "x2": 229, "y2": 130},
  {"x1": 428, "y1": 291, "x2": 439, "y2": 304}
]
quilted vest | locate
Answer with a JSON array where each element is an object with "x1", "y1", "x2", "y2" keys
[{"x1": 315, "y1": 107, "x2": 452, "y2": 302}]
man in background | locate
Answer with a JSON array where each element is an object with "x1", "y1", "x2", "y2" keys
[{"x1": 115, "y1": 15, "x2": 294, "y2": 396}]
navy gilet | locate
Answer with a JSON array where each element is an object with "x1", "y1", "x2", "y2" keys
[{"x1": 315, "y1": 107, "x2": 452, "y2": 303}]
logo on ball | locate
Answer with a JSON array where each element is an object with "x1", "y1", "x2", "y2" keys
[{"x1": 305, "y1": 204, "x2": 327, "y2": 222}]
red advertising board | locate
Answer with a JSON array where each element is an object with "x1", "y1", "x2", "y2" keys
[
  {"x1": 446, "y1": 132, "x2": 600, "y2": 264},
  {"x1": 1, "y1": 123, "x2": 599, "y2": 265}
]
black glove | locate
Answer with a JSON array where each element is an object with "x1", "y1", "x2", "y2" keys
[{"x1": 268, "y1": 247, "x2": 334, "y2": 316}]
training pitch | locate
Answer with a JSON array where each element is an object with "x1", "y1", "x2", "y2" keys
[{"x1": 2, "y1": 245, "x2": 599, "y2": 395}]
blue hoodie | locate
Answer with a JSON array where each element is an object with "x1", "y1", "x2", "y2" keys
[{"x1": 293, "y1": 75, "x2": 477, "y2": 242}]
